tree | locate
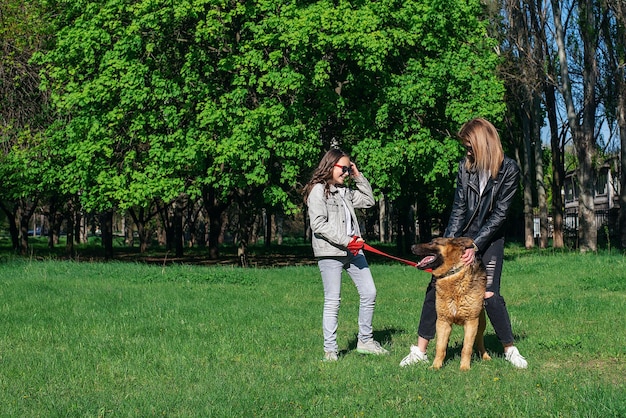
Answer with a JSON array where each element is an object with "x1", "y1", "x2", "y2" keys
[
  {"x1": 0, "y1": 0, "x2": 53, "y2": 253},
  {"x1": 552, "y1": 0, "x2": 600, "y2": 252},
  {"x1": 499, "y1": 0, "x2": 551, "y2": 249},
  {"x1": 38, "y1": 0, "x2": 325, "y2": 258},
  {"x1": 601, "y1": 0, "x2": 626, "y2": 248},
  {"x1": 349, "y1": 0, "x2": 507, "y2": 250},
  {"x1": 38, "y1": 0, "x2": 507, "y2": 260},
  {"x1": 39, "y1": 0, "x2": 207, "y2": 257}
]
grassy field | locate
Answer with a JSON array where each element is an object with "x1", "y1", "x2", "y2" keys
[{"x1": 0, "y1": 249, "x2": 625, "y2": 417}]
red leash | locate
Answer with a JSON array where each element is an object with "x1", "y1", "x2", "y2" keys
[{"x1": 363, "y1": 243, "x2": 425, "y2": 270}]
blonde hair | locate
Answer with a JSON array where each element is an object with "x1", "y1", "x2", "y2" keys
[{"x1": 459, "y1": 118, "x2": 504, "y2": 179}]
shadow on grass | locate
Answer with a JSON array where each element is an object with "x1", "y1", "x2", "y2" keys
[
  {"x1": 337, "y1": 326, "x2": 527, "y2": 359},
  {"x1": 441, "y1": 332, "x2": 528, "y2": 366},
  {"x1": 340, "y1": 327, "x2": 405, "y2": 356}
]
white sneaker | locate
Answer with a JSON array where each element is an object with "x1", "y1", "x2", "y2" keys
[
  {"x1": 322, "y1": 351, "x2": 338, "y2": 362},
  {"x1": 400, "y1": 345, "x2": 428, "y2": 367},
  {"x1": 505, "y1": 346, "x2": 527, "y2": 369},
  {"x1": 356, "y1": 339, "x2": 389, "y2": 355}
]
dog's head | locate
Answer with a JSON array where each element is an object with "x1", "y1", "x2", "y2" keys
[{"x1": 411, "y1": 237, "x2": 476, "y2": 277}]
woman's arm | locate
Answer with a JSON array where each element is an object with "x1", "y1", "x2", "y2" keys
[
  {"x1": 444, "y1": 161, "x2": 468, "y2": 238},
  {"x1": 473, "y1": 159, "x2": 520, "y2": 251},
  {"x1": 350, "y1": 175, "x2": 375, "y2": 209}
]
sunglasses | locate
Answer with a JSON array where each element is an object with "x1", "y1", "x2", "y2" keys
[
  {"x1": 334, "y1": 164, "x2": 353, "y2": 175},
  {"x1": 463, "y1": 144, "x2": 473, "y2": 153}
]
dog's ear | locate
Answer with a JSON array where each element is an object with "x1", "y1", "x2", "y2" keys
[{"x1": 453, "y1": 237, "x2": 476, "y2": 249}]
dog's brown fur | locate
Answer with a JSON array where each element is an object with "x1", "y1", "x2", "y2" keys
[{"x1": 411, "y1": 237, "x2": 491, "y2": 370}]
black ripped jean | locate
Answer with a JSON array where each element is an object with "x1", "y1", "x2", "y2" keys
[{"x1": 416, "y1": 237, "x2": 515, "y2": 346}]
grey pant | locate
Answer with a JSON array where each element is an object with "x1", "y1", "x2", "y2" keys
[{"x1": 318, "y1": 253, "x2": 377, "y2": 353}]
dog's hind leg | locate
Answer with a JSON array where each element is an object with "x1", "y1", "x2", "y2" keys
[
  {"x1": 474, "y1": 309, "x2": 491, "y2": 361},
  {"x1": 432, "y1": 320, "x2": 452, "y2": 370}
]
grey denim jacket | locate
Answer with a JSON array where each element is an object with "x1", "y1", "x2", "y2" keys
[{"x1": 307, "y1": 175, "x2": 375, "y2": 257}]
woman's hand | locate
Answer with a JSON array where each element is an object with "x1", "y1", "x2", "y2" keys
[
  {"x1": 347, "y1": 236, "x2": 364, "y2": 255},
  {"x1": 349, "y1": 163, "x2": 361, "y2": 177},
  {"x1": 461, "y1": 247, "x2": 475, "y2": 265}
]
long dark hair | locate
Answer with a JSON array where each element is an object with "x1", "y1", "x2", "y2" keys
[{"x1": 302, "y1": 148, "x2": 349, "y2": 203}]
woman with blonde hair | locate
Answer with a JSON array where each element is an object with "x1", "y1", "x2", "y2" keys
[{"x1": 401, "y1": 118, "x2": 528, "y2": 368}]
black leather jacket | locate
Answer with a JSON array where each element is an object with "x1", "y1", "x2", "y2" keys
[{"x1": 444, "y1": 156, "x2": 520, "y2": 252}]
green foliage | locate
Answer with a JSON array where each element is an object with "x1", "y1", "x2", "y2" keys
[
  {"x1": 39, "y1": 0, "x2": 203, "y2": 211},
  {"x1": 35, "y1": 0, "x2": 505, "y2": 219},
  {"x1": 351, "y1": 0, "x2": 506, "y2": 209},
  {"x1": 0, "y1": 0, "x2": 53, "y2": 212},
  {"x1": 0, "y1": 130, "x2": 47, "y2": 199}
]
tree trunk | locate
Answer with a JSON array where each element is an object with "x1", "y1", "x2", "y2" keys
[
  {"x1": 207, "y1": 206, "x2": 223, "y2": 259},
  {"x1": 551, "y1": 0, "x2": 598, "y2": 252},
  {"x1": 394, "y1": 196, "x2": 415, "y2": 255},
  {"x1": 234, "y1": 200, "x2": 255, "y2": 268},
  {"x1": 264, "y1": 209, "x2": 272, "y2": 248},
  {"x1": 17, "y1": 199, "x2": 37, "y2": 255},
  {"x1": 101, "y1": 209, "x2": 114, "y2": 260},
  {"x1": 536, "y1": 0, "x2": 565, "y2": 248},
  {"x1": 378, "y1": 193, "x2": 387, "y2": 243},
  {"x1": 47, "y1": 197, "x2": 63, "y2": 248},
  {"x1": 124, "y1": 213, "x2": 134, "y2": 247},
  {"x1": 80, "y1": 212, "x2": 89, "y2": 243},
  {"x1": 203, "y1": 186, "x2": 229, "y2": 259},
  {"x1": 157, "y1": 202, "x2": 175, "y2": 252},
  {"x1": 521, "y1": 105, "x2": 535, "y2": 249},
  {"x1": 417, "y1": 201, "x2": 432, "y2": 243},
  {"x1": 619, "y1": 93, "x2": 626, "y2": 248},
  {"x1": 128, "y1": 207, "x2": 155, "y2": 253},
  {"x1": 577, "y1": 0, "x2": 599, "y2": 252},
  {"x1": 604, "y1": 0, "x2": 626, "y2": 248},
  {"x1": 174, "y1": 202, "x2": 184, "y2": 258},
  {"x1": 0, "y1": 202, "x2": 20, "y2": 250},
  {"x1": 533, "y1": 96, "x2": 548, "y2": 248},
  {"x1": 576, "y1": 130, "x2": 597, "y2": 252},
  {"x1": 18, "y1": 207, "x2": 30, "y2": 254},
  {"x1": 65, "y1": 210, "x2": 75, "y2": 258},
  {"x1": 501, "y1": 0, "x2": 544, "y2": 249},
  {"x1": 545, "y1": 78, "x2": 565, "y2": 248},
  {"x1": 74, "y1": 211, "x2": 82, "y2": 244},
  {"x1": 275, "y1": 212, "x2": 283, "y2": 245}
]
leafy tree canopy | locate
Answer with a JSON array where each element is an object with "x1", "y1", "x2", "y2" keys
[{"x1": 37, "y1": 0, "x2": 504, "y2": 218}]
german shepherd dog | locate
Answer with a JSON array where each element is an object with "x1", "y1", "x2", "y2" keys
[{"x1": 411, "y1": 237, "x2": 491, "y2": 370}]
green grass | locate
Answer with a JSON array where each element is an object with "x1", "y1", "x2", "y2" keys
[{"x1": 0, "y1": 251, "x2": 625, "y2": 417}]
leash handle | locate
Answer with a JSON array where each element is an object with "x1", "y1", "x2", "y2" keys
[{"x1": 363, "y1": 243, "x2": 418, "y2": 268}]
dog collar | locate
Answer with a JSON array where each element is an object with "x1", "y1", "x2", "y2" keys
[{"x1": 438, "y1": 263, "x2": 465, "y2": 279}]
